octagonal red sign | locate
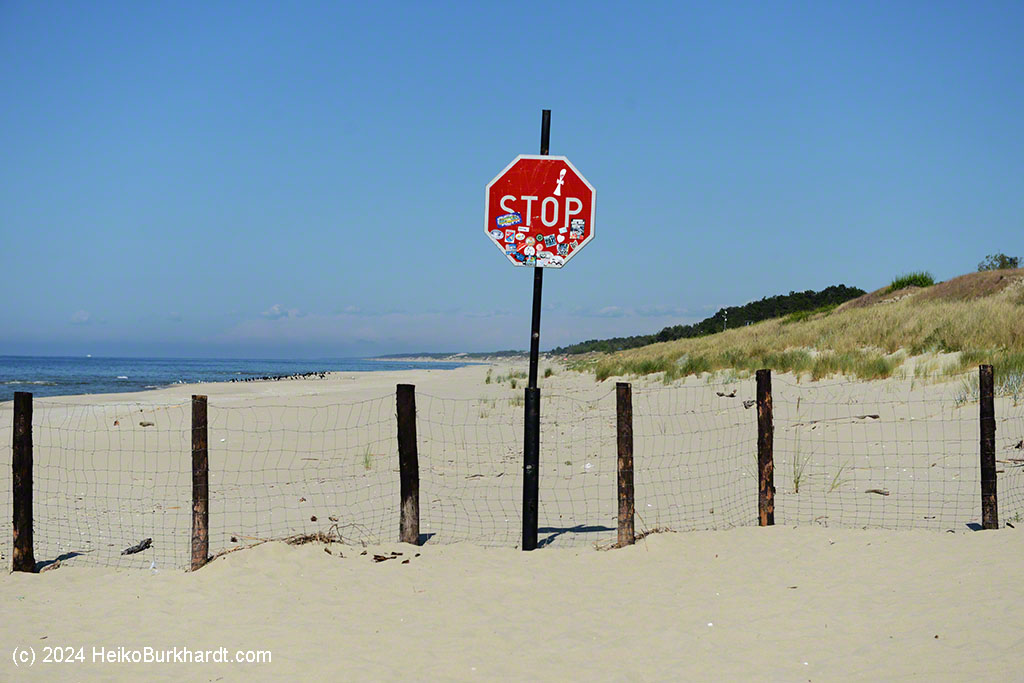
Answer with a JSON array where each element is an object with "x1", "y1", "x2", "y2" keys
[{"x1": 484, "y1": 155, "x2": 596, "y2": 268}]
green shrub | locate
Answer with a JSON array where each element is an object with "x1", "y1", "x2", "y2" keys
[
  {"x1": 978, "y1": 253, "x2": 1021, "y2": 271},
  {"x1": 887, "y1": 271, "x2": 934, "y2": 293}
]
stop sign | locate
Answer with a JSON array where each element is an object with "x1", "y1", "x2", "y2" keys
[{"x1": 485, "y1": 155, "x2": 596, "y2": 268}]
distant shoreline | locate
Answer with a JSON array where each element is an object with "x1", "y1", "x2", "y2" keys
[{"x1": 0, "y1": 356, "x2": 476, "y2": 402}]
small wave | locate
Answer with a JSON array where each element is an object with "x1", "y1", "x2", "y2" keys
[
  {"x1": 117, "y1": 375, "x2": 129, "y2": 380},
  {"x1": 144, "y1": 385, "x2": 160, "y2": 389},
  {"x1": 3, "y1": 380, "x2": 57, "y2": 386}
]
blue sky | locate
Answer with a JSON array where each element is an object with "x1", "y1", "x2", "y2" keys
[{"x1": 2, "y1": 1, "x2": 1021, "y2": 358}]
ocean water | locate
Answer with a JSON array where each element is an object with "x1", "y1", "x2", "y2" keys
[{"x1": 0, "y1": 355, "x2": 469, "y2": 401}]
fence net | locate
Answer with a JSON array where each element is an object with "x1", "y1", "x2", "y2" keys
[
  {"x1": 5, "y1": 400, "x2": 192, "y2": 570},
  {"x1": 416, "y1": 390, "x2": 617, "y2": 548},
  {"x1": 2, "y1": 372, "x2": 1023, "y2": 570}
]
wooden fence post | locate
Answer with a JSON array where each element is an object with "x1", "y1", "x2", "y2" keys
[
  {"x1": 396, "y1": 384, "x2": 420, "y2": 545},
  {"x1": 756, "y1": 369, "x2": 775, "y2": 526},
  {"x1": 191, "y1": 395, "x2": 209, "y2": 570},
  {"x1": 980, "y1": 365, "x2": 998, "y2": 530},
  {"x1": 12, "y1": 391, "x2": 35, "y2": 572},
  {"x1": 616, "y1": 382, "x2": 635, "y2": 547}
]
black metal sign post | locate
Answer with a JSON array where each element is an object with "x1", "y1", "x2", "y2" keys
[{"x1": 522, "y1": 109, "x2": 550, "y2": 551}]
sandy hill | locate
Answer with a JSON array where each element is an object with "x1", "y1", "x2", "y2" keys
[{"x1": 590, "y1": 269, "x2": 1024, "y2": 385}]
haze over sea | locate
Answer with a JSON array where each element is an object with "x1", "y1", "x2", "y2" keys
[{"x1": 0, "y1": 356, "x2": 468, "y2": 402}]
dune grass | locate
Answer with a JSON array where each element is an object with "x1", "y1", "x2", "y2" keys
[
  {"x1": 595, "y1": 348, "x2": 903, "y2": 383},
  {"x1": 592, "y1": 272, "x2": 1024, "y2": 383},
  {"x1": 781, "y1": 304, "x2": 838, "y2": 325}
]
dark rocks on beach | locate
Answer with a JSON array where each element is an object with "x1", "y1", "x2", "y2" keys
[{"x1": 229, "y1": 371, "x2": 329, "y2": 383}]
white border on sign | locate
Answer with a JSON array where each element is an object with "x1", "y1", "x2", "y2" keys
[{"x1": 484, "y1": 154, "x2": 597, "y2": 269}]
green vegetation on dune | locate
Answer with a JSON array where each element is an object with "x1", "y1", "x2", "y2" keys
[
  {"x1": 595, "y1": 348, "x2": 902, "y2": 383},
  {"x1": 887, "y1": 271, "x2": 934, "y2": 293},
  {"x1": 781, "y1": 304, "x2": 838, "y2": 325}
]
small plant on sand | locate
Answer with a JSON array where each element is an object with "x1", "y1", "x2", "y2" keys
[
  {"x1": 790, "y1": 396, "x2": 811, "y2": 493},
  {"x1": 362, "y1": 446, "x2": 373, "y2": 471},
  {"x1": 792, "y1": 451, "x2": 811, "y2": 493},
  {"x1": 828, "y1": 461, "x2": 852, "y2": 493},
  {"x1": 485, "y1": 369, "x2": 493, "y2": 384},
  {"x1": 953, "y1": 375, "x2": 976, "y2": 407},
  {"x1": 544, "y1": 367, "x2": 554, "y2": 378},
  {"x1": 478, "y1": 397, "x2": 496, "y2": 417},
  {"x1": 510, "y1": 378, "x2": 518, "y2": 389}
]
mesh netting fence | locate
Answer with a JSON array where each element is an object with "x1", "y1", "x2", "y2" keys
[{"x1": 1, "y1": 372, "x2": 1022, "y2": 570}]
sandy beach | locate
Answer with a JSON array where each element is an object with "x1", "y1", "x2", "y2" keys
[
  {"x1": 2, "y1": 363, "x2": 1024, "y2": 680},
  {"x1": 2, "y1": 527, "x2": 1024, "y2": 681}
]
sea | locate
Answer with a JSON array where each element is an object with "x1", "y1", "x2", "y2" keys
[{"x1": 0, "y1": 355, "x2": 470, "y2": 401}]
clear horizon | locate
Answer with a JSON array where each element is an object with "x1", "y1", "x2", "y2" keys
[{"x1": 2, "y1": 2, "x2": 1021, "y2": 358}]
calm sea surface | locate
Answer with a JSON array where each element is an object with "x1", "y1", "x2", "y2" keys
[{"x1": 0, "y1": 356, "x2": 469, "y2": 401}]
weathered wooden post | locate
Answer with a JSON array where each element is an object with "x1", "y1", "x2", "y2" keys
[
  {"x1": 979, "y1": 364, "x2": 998, "y2": 530},
  {"x1": 396, "y1": 384, "x2": 420, "y2": 545},
  {"x1": 191, "y1": 395, "x2": 209, "y2": 570},
  {"x1": 616, "y1": 382, "x2": 635, "y2": 546},
  {"x1": 756, "y1": 369, "x2": 775, "y2": 526},
  {"x1": 12, "y1": 391, "x2": 35, "y2": 572}
]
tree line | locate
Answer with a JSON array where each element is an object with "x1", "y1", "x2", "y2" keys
[{"x1": 550, "y1": 284, "x2": 866, "y2": 355}]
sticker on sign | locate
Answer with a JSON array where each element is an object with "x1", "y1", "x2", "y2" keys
[{"x1": 484, "y1": 155, "x2": 596, "y2": 268}]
